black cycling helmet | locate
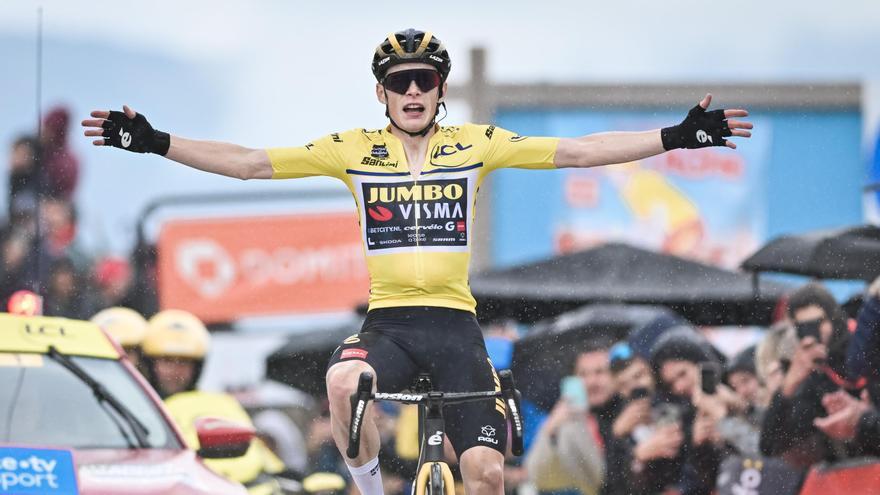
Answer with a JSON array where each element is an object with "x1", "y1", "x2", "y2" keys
[{"x1": 372, "y1": 29, "x2": 451, "y2": 84}]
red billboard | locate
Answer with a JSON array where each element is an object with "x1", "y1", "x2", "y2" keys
[{"x1": 158, "y1": 212, "x2": 369, "y2": 323}]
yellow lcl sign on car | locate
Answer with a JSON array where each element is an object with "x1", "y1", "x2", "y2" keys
[{"x1": 0, "y1": 313, "x2": 120, "y2": 359}]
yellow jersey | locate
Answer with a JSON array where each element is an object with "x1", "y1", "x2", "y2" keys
[{"x1": 268, "y1": 123, "x2": 559, "y2": 312}]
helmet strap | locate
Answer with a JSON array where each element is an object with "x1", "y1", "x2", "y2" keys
[{"x1": 436, "y1": 101, "x2": 448, "y2": 125}]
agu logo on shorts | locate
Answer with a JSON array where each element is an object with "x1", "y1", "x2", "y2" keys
[
  {"x1": 478, "y1": 425, "x2": 498, "y2": 445},
  {"x1": 0, "y1": 447, "x2": 78, "y2": 494}
]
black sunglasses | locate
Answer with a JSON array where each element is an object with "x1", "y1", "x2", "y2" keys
[{"x1": 382, "y1": 69, "x2": 441, "y2": 95}]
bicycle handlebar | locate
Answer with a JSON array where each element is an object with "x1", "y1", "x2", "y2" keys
[{"x1": 345, "y1": 370, "x2": 526, "y2": 459}]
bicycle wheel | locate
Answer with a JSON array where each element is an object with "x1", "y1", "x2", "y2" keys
[
  {"x1": 415, "y1": 462, "x2": 455, "y2": 495},
  {"x1": 429, "y1": 463, "x2": 444, "y2": 495}
]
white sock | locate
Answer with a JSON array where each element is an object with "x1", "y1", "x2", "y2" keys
[{"x1": 347, "y1": 456, "x2": 384, "y2": 495}]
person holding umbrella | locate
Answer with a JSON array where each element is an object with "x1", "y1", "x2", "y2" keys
[{"x1": 82, "y1": 28, "x2": 752, "y2": 495}]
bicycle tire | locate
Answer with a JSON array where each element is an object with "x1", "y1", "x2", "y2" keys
[{"x1": 429, "y1": 463, "x2": 444, "y2": 495}]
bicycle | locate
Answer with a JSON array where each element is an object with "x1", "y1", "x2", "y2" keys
[{"x1": 346, "y1": 369, "x2": 525, "y2": 495}]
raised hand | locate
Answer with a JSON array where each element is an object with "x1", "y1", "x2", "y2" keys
[
  {"x1": 81, "y1": 105, "x2": 170, "y2": 155},
  {"x1": 661, "y1": 93, "x2": 753, "y2": 150},
  {"x1": 814, "y1": 390, "x2": 872, "y2": 440}
]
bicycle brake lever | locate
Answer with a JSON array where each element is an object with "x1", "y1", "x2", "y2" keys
[
  {"x1": 347, "y1": 371, "x2": 374, "y2": 459},
  {"x1": 498, "y1": 370, "x2": 525, "y2": 456}
]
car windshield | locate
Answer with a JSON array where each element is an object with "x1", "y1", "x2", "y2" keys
[{"x1": 0, "y1": 353, "x2": 180, "y2": 449}]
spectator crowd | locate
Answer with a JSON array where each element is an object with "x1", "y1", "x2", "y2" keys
[
  {"x1": 516, "y1": 279, "x2": 880, "y2": 495},
  {"x1": 3, "y1": 106, "x2": 155, "y2": 318}
]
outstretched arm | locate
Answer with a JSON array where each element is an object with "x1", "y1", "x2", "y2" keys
[
  {"x1": 82, "y1": 105, "x2": 273, "y2": 180},
  {"x1": 554, "y1": 94, "x2": 753, "y2": 168}
]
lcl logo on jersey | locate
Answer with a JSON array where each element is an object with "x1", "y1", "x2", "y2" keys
[
  {"x1": 430, "y1": 142, "x2": 473, "y2": 167},
  {"x1": 432, "y1": 142, "x2": 472, "y2": 158}
]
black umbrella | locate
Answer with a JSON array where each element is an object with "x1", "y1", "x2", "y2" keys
[
  {"x1": 741, "y1": 225, "x2": 880, "y2": 281},
  {"x1": 265, "y1": 320, "x2": 363, "y2": 397},
  {"x1": 472, "y1": 242, "x2": 789, "y2": 325},
  {"x1": 512, "y1": 304, "x2": 680, "y2": 410}
]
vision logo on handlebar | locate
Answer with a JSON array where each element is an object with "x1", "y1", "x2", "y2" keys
[{"x1": 374, "y1": 393, "x2": 424, "y2": 402}]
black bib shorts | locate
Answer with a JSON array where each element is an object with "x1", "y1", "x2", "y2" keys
[{"x1": 327, "y1": 306, "x2": 508, "y2": 457}]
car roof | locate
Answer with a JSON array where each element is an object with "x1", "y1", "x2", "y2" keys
[{"x1": 0, "y1": 313, "x2": 121, "y2": 359}]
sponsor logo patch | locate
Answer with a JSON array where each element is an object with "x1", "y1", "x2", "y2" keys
[
  {"x1": 429, "y1": 142, "x2": 473, "y2": 167},
  {"x1": 432, "y1": 142, "x2": 472, "y2": 159},
  {"x1": 367, "y1": 206, "x2": 394, "y2": 222},
  {"x1": 428, "y1": 431, "x2": 444, "y2": 446},
  {"x1": 0, "y1": 447, "x2": 78, "y2": 494},
  {"x1": 361, "y1": 156, "x2": 398, "y2": 168},
  {"x1": 375, "y1": 393, "x2": 424, "y2": 401},
  {"x1": 478, "y1": 424, "x2": 499, "y2": 445},
  {"x1": 371, "y1": 144, "x2": 389, "y2": 159},
  {"x1": 341, "y1": 348, "x2": 368, "y2": 360},
  {"x1": 362, "y1": 178, "x2": 468, "y2": 251}
]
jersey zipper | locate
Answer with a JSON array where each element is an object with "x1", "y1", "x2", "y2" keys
[
  {"x1": 413, "y1": 173, "x2": 423, "y2": 288},
  {"x1": 395, "y1": 129, "x2": 438, "y2": 292}
]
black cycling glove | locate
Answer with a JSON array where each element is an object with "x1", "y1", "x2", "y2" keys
[
  {"x1": 101, "y1": 111, "x2": 170, "y2": 155},
  {"x1": 661, "y1": 104, "x2": 732, "y2": 150}
]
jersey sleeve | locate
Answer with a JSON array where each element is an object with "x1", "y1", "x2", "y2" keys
[
  {"x1": 266, "y1": 133, "x2": 346, "y2": 180},
  {"x1": 480, "y1": 125, "x2": 560, "y2": 173}
]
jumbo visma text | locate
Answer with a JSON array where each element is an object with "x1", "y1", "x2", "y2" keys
[{"x1": 366, "y1": 183, "x2": 464, "y2": 203}]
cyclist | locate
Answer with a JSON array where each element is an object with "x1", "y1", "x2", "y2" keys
[{"x1": 82, "y1": 28, "x2": 752, "y2": 495}]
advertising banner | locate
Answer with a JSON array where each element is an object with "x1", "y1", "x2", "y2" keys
[
  {"x1": 158, "y1": 212, "x2": 369, "y2": 323},
  {"x1": 493, "y1": 109, "x2": 864, "y2": 271},
  {"x1": 0, "y1": 447, "x2": 78, "y2": 494},
  {"x1": 493, "y1": 113, "x2": 772, "y2": 269}
]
